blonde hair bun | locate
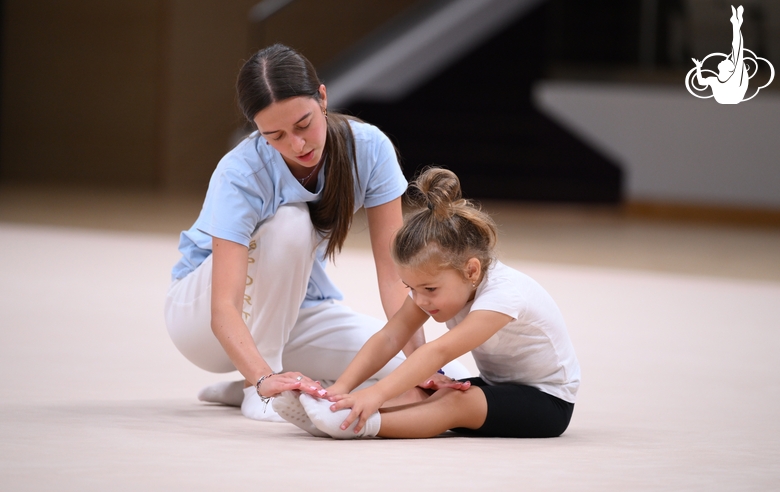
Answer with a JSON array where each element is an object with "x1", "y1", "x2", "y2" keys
[
  {"x1": 409, "y1": 167, "x2": 464, "y2": 221},
  {"x1": 394, "y1": 167, "x2": 497, "y2": 274}
]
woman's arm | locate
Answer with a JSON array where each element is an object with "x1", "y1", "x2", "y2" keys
[
  {"x1": 211, "y1": 237, "x2": 320, "y2": 397},
  {"x1": 366, "y1": 198, "x2": 425, "y2": 356}
]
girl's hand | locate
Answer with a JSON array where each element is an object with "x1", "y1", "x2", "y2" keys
[
  {"x1": 322, "y1": 382, "x2": 351, "y2": 399},
  {"x1": 258, "y1": 372, "x2": 324, "y2": 398},
  {"x1": 692, "y1": 58, "x2": 702, "y2": 67},
  {"x1": 418, "y1": 372, "x2": 471, "y2": 392},
  {"x1": 328, "y1": 388, "x2": 385, "y2": 434}
]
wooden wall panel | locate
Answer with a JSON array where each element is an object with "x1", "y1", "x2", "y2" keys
[
  {"x1": 0, "y1": 0, "x2": 420, "y2": 190},
  {"x1": 1, "y1": 0, "x2": 162, "y2": 185}
]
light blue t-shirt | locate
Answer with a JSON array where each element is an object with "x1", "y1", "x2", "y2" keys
[{"x1": 171, "y1": 120, "x2": 407, "y2": 308}]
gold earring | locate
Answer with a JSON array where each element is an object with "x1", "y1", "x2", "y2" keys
[{"x1": 323, "y1": 108, "x2": 328, "y2": 119}]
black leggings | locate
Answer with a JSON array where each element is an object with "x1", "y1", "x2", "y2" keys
[{"x1": 451, "y1": 378, "x2": 574, "y2": 438}]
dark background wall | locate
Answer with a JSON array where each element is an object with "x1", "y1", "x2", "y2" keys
[
  {"x1": 2, "y1": 0, "x2": 774, "y2": 202},
  {"x1": 345, "y1": 2, "x2": 626, "y2": 203}
]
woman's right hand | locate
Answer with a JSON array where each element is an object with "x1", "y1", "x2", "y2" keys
[{"x1": 258, "y1": 372, "x2": 326, "y2": 398}]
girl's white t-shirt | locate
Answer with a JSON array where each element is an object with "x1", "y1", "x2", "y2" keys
[{"x1": 445, "y1": 261, "x2": 581, "y2": 403}]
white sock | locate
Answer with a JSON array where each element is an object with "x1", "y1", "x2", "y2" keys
[
  {"x1": 197, "y1": 380, "x2": 245, "y2": 407},
  {"x1": 299, "y1": 394, "x2": 381, "y2": 439},
  {"x1": 241, "y1": 386, "x2": 286, "y2": 422},
  {"x1": 272, "y1": 391, "x2": 329, "y2": 437}
]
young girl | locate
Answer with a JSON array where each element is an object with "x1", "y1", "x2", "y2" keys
[
  {"x1": 165, "y1": 45, "x2": 468, "y2": 422},
  {"x1": 274, "y1": 167, "x2": 580, "y2": 438}
]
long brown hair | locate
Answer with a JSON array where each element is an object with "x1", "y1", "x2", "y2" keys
[
  {"x1": 236, "y1": 44, "x2": 358, "y2": 261},
  {"x1": 393, "y1": 168, "x2": 497, "y2": 276}
]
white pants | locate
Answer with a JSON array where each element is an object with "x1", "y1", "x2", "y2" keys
[{"x1": 164, "y1": 203, "x2": 404, "y2": 380}]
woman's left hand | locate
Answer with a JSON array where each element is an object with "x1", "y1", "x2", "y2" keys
[
  {"x1": 327, "y1": 388, "x2": 385, "y2": 434},
  {"x1": 418, "y1": 372, "x2": 471, "y2": 391},
  {"x1": 260, "y1": 372, "x2": 325, "y2": 398}
]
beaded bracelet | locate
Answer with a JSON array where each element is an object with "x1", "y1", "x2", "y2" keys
[{"x1": 255, "y1": 373, "x2": 276, "y2": 412}]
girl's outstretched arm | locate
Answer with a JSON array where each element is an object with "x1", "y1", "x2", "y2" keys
[
  {"x1": 326, "y1": 295, "x2": 429, "y2": 396},
  {"x1": 330, "y1": 309, "x2": 512, "y2": 433}
]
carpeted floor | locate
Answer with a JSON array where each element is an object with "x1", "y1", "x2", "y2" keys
[{"x1": 1, "y1": 216, "x2": 778, "y2": 490}]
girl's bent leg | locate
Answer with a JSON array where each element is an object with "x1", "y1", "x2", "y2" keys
[
  {"x1": 377, "y1": 381, "x2": 575, "y2": 439},
  {"x1": 377, "y1": 387, "x2": 488, "y2": 439},
  {"x1": 451, "y1": 379, "x2": 575, "y2": 438}
]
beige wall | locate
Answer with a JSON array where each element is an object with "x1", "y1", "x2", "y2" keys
[
  {"x1": 156, "y1": 0, "x2": 258, "y2": 191},
  {"x1": 0, "y1": 0, "x2": 418, "y2": 191}
]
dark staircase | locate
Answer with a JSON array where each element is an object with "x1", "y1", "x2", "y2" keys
[{"x1": 343, "y1": 3, "x2": 623, "y2": 203}]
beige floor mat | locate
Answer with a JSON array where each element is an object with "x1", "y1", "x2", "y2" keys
[{"x1": 1, "y1": 223, "x2": 778, "y2": 490}]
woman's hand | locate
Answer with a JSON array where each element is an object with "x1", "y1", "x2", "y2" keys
[
  {"x1": 258, "y1": 372, "x2": 325, "y2": 398},
  {"x1": 327, "y1": 388, "x2": 385, "y2": 434},
  {"x1": 418, "y1": 372, "x2": 471, "y2": 392}
]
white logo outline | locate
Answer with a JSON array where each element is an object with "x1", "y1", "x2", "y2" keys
[{"x1": 684, "y1": 5, "x2": 774, "y2": 104}]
